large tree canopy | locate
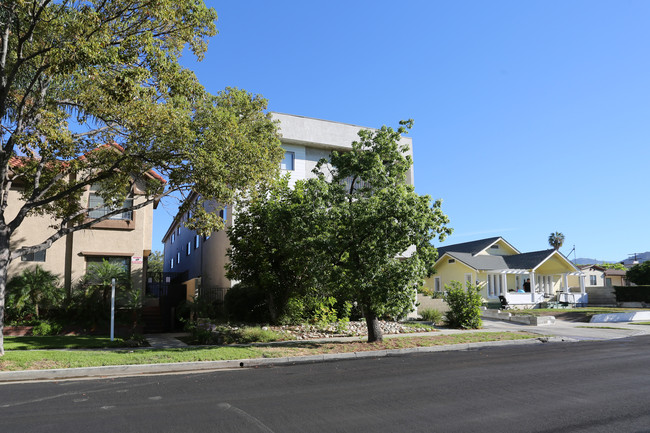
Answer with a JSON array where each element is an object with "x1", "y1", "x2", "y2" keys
[
  {"x1": 0, "y1": 1, "x2": 283, "y2": 355},
  {"x1": 313, "y1": 120, "x2": 451, "y2": 342},
  {"x1": 226, "y1": 120, "x2": 452, "y2": 342}
]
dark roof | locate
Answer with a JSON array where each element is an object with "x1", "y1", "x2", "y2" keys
[
  {"x1": 436, "y1": 237, "x2": 501, "y2": 257},
  {"x1": 503, "y1": 249, "x2": 555, "y2": 269},
  {"x1": 445, "y1": 252, "x2": 508, "y2": 271}
]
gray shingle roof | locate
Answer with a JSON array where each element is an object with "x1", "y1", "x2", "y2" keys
[
  {"x1": 503, "y1": 249, "x2": 555, "y2": 270},
  {"x1": 445, "y1": 252, "x2": 508, "y2": 271},
  {"x1": 437, "y1": 237, "x2": 501, "y2": 257}
]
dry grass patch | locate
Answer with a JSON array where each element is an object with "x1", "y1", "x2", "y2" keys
[{"x1": 257, "y1": 331, "x2": 537, "y2": 357}]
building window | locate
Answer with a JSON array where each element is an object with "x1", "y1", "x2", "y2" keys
[
  {"x1": 170, "y1": 258, "x2": 174, "y2": 269},
  {"x1": 434, "y1": 277, "x2": 441, "y2": 292},
  {"x1": 187, "y1": 242, "x2": 191, "y2": 256},
  {"x1": 280, "y1": 151, "x2": 295, "y2": 171},
  {"x1": 490, "y1": 245, "x2": 499, "y2": 249},
  {"x1": 171, "y1": 233, "x2": 175, "y2": 244},
  {"x1": 177, "y1": 251, "x2": 181, "y2": 264},
  {"x1": 195, "y1": 235, "x2": 200, "y2": 249},
  {"x1": 590, "y1": 275, "x2": 597, "y2": 285},
  {"x1": 219, "y1": 206, "x2": 228, "y2": 222},
  {"x1": 448, "y1": 259, "x2": 455, "y2": 264},
  {"x1": 88, "y1": 189, "x2": 133, "y2": 220},
  {"x1": 21, "y1": 249, "x2": 46, "y2": 262},
  {"x1": 177, "y1": 227, "x2": 181, "y2": 235},
  {"x1": 86, "y1": 256, "x2": 130, "y2": 275}
]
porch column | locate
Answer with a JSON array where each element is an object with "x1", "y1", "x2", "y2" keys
[
  {"x1": 530, "y1": 271, "x2": 536, "y2": 302},
  {"x1": 579, "y1": 275, "x2": 586, "y2": 294},
  {"x1": 562, "y1": 273, "x2": 568, "y2": 292},
  {"x1": 502, "y1": 273, "x2": 507, "y2": 294}
]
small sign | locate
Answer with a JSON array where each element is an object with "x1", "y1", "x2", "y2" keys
[{"x1": 132, "y1": 256, "x2": 143, "y2": 264}]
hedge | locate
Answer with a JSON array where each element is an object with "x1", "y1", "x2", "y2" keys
[{"x1": 614, "y1": 286, "x2": 650, "y2": 303}]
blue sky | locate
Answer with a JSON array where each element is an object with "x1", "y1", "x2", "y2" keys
[{"x1": 153, "y1": 0, "x2": 650, "y2": 262}]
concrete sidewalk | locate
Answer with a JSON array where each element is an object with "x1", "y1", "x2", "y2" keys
[{"x1": 1, "y1": 319, "x2": 649, "y2": 384}]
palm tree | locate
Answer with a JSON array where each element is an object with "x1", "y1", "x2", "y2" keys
[{"x1": 548, "y1": 232, "x2": 565, "y2": 251}]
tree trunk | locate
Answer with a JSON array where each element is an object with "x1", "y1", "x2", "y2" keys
[
  {"x1": 0, "y1": 230, "x2": 10, "y2": 356},
  {"x1": 364, "y1": 308, "x2": 383, "y2": 343}
]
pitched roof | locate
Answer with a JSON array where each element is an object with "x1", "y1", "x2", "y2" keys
[
  {"x1": 503, "y1": 249, "x2": 556, "y2": 270},
  {"x1": 444, "y1": 252, "x2": 508, "y2": 271},
  {"x1": 436, "y1": 237, "x2": 502, "y2": 257}
]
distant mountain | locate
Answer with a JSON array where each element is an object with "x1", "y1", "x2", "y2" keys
[{"x1": 573, "y1": 251, "x2": 650, "y2": 266}]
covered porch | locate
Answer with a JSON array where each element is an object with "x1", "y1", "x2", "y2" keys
[{"x1": 485, "y1": 269, "x2": 587, "y2": 308}]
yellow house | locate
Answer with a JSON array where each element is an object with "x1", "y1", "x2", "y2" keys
[{"x1": 425, "y1": 237, "x2": 585, "y2": 307}]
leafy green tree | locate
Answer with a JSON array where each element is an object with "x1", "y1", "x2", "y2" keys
[
  {"x1": 147, "y1": 251, "x2": 164, "y2": 275},
  {"x1": 627, "y1": 261, "x2": 650, "y2": 285},
  {"x1": 0, "y1": 1, "x2": 282, "y2": 354},
  {"x1": 443, "y1": 281, "x2": 483, "y2": 329},
  {"x1": 599, "y1": 262, "x2": 627, "y2": 271},
  {"x1": 548, "y1": 232, "x2": 565, "y2": 250},
  {"x1": 311, "y1": 120, "x2": 451, "y2": 342},
  {"x1": 6, "y1": 266, "x2": 63, "y2": 319},
  {"x1": 226, "y1": 176, "x2": 329, "y2": 323}
]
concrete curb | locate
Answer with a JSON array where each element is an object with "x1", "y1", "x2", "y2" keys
[{"x1": 0, "y1": 336, "x2": 569, "y2": 384}]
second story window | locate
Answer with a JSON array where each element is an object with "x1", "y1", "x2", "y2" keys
[
  {"x1": 281, "y1": 151, "x2": 295, "y2": 171},
  {"x1": 177, "y1": 251, "x2": 181, "y2": 264},
  {"x1": 171, "y1": 233, "x2": 175, "y2": 244},
  {"x1": 187, "y1": 242, "x2": 191, "y2": 256},
  {"x1": 88, "y1": 187, "x2": 133, "y2": 220},
  {"x1": 195, "y1": 234, "x2": 200, "y2": 249},
  {"x1": 21, "y1": 249, "x2": 46, "y2": 262}
]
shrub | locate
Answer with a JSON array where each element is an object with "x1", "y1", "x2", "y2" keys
[
  {"x1": 443, "y1": 281, "x2": 482, "y2": 329},
  {"x1": 419, "y1": 308, "x2": 444, "y2": 324},
  {"x1": 32, "y1": 320, "x2": 63, "y2": 336},
  {"x1": 614, "y1": 286, "x2": 650, "y2": 303},
  {"x1": 223, "y1": 284, "x2": 271, "y2": 323},
  {"x1": 6, "y1": 266, "x2": 63, "y2": 320}
]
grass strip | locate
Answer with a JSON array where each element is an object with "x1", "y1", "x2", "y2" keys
[
  {"x1": 0, "y1": 331, "x2": 537, "y2": 372},
  {"x1": 3, "y1": 336, "x2": 131, "y2": 350}
]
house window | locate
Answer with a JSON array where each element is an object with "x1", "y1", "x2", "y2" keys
[
  {"x1": 170, "y1": 258, "x2": 174, "y2": 269},
  {"x1": 176, "y1": 251, "x2": 181, "y2": 264},
  {"x1": 195, "y1": 234, "x2": 200, "y2": 249},
  {"x1": 606, "y1": 278, "x2": 612, "y2": 287},
  {"x1": 448, "y1": 259, "x2": 455, "y2": 264},
  {"x1": 187, "y1": 242, "x2": 191, "y2": 256},
  {"x1": 434, "y1": 277, "x2": 441, "y2": 292},
  {"x1": 21, "y1": 249, "x2": 46, "y2": 262},
  {"x1": 85, "y1": 256, "x2": 130, "y2": 275},
  {"x1": 171, "y1": 233, "x2": 175, "y2": 244},
  {"x1": 177, "y1": 227, "x2": 181, "y2": 235},
  {"x1": 490, "y1": 245, "x2": 499, "y2": 249},
  {"x1": 590, "y1": 275, "x2": 597, "y2": 285},
  {"x1": 88, "y1": 190, "x2": 133, "y2": 220},
  {"x1": 220, "y1": 207, "x2": 228, "y2": 222},
  {"x1": 281, "y1": 151, "x2": 295, "y2": 171}
]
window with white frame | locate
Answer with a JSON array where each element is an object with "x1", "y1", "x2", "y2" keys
[
  {"x1": 87, "y1": 187, "x2": 133, "y2": 220},
  {"x1": 177, "y1": 251, "x2": 181, "y2": 264},
  {"x1": 195, "y1": 234, "x2": 200, "y2": 249},
  {"x1": 434, "y1": 277, "x2": 441, "y2": 292},
  {"x1": 280, "y1": 151, "x2": 295, "y2": 171},
  {"x1": 170, "y1": 258, "x2": 174, "y2": 269},
  {"x1": 187, "y1": 242, "x2": 191, "y2": 256},
  {"x1": 590, "y1": 275, "x2": 597, "y2": 285}
]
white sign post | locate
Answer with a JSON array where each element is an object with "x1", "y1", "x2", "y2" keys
[{"x1": 110, "y1": 278, "x2": 116, "y2": 341}]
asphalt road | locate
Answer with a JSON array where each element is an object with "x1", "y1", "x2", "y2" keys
[{"x1": 2, "y1": 336, "x2": 650, "y2": 433}]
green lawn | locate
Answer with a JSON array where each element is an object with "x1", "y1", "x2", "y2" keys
[
  {"x1": 0, "y1": 331, "x2": 537, "y2": 371},
  {"x1": 3, "y1": 335, "x2": 136, "y2": 350}
]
